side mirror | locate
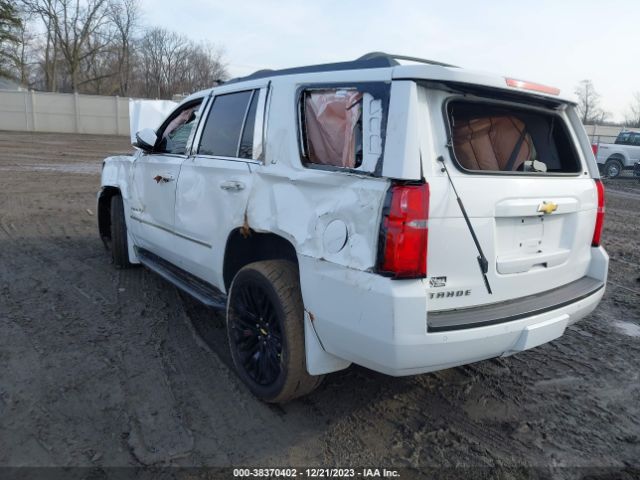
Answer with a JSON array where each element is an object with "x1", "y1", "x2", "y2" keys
[{"x1": 134, "y1": 128, "x2": 158, "y2": 152}]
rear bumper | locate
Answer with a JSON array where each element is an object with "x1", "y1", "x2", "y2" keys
[
  {"x1": 299, "y1": 247, "x2": 608, "y2": 376},
  {"x1": 427, "y1": 276, "x2": 603, "y2": 332}
]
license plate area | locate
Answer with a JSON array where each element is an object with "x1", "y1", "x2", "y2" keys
[
  {"x1": 496, "y1": 216, "x2": 543, "y2": 255},
  {"x1": 495, "y1": 214, "x2": 574, "y2": 274}
]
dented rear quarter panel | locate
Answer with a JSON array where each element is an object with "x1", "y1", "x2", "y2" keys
[{"x1": 245, "y1": 73, "x2": 393, "y2": 272}]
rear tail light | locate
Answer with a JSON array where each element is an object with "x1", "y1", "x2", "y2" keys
[
  {"x1": 592, "y1": 179, "x2": 605, "y2": 247},
  {"x1": 592, "y1": 144, "x2": 599, "y2": 156},
  {"x1": 505, "y1": 78, "x2": 561, "y2": 96},
  {"x1": 377, "y1": 182, "x2": 429, "y2": 279}
]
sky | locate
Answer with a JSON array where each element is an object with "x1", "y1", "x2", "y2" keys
[{"x1": 139, "y1": 0, "x2": 639, "y2": 122}]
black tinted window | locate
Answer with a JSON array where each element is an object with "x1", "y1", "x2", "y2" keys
[
  {"x1": 239, "y1": 92, "x2": 259, "y2": 159},
  {"x1": 616, "y1": 133, "x2": 631, "y2": 145},
  {"x1": 199, "y1": 91, "x2": 253, "y2": 157}
]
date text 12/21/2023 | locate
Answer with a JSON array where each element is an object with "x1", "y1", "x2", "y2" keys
[{"x1": 232, "y1": 468, "x2": 401, "y2": 478}]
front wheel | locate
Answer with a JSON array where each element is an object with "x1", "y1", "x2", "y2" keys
[{"x1": 226, "y1": 260, "x2": 323, "y2": 403}]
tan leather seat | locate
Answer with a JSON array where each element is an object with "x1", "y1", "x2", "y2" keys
[{"x1": 452, "y1": 116, "x2": 532, "y2": 171}]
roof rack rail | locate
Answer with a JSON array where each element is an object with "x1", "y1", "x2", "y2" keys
[
  {"x1": 357, "y1": 52, "x2": 458, "y2": 68},
  {"x1": 224, "y1": 52, "x2": 455, "y2": 85}
]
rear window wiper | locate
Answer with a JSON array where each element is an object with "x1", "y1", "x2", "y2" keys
[{"x1": 437, "y1": 156, "x2": 493, "y2": 294}]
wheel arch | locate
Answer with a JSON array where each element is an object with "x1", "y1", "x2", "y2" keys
[
  {"x1": 606, "y1": 152, "x2": 627, "y2": 166},
  {"x1": 97, "y1": 185, "x2": 122, "y2": 246},
  {"x1": 223, "y1": 228, "x2": 350, "y2": 378},
  {"x1": 223, "y1": 228, "x2": 298, "y2": 291}
]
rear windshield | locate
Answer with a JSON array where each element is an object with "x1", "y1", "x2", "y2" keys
[{"x1": 447, "y1": 101, "x2": 581, "y2": 174}]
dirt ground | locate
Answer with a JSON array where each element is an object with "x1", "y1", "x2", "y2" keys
[{"x1": 0, "y1": 131, "x2": 638, "y2": 473}]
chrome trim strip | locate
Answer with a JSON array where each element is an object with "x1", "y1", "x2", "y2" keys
[
  {"x1": 263, "y1": 83, "x2": 272, "y2": 164},
  {"x1": 253, "y1": 87, "x2": 267, "y2": 162},
  {"x1": 192, "y1": 96, "x2": 214, "y2": 155},
  {"x1": 130, "y1": 215, "x2": 212, "y2": 248},
  {"x1": 237, "y1": 90, "x2": 256, "y2": 157},
  {"x1": 140, "y1": 153, "x2": 188, "y2": 160},
  {"x1": 194, "y1": 154, "x2": 260, "y2": 165}
]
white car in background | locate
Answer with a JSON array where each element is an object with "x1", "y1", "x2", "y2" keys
[
  {"x1": 594, "y1": 130, "x2": 640, "y2": 177},
  {"x1": 98, "y1": 53, "x2": 608, "y2": 403}
]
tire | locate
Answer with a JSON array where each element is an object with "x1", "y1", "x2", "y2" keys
[
  {"x1": 226, "y1": 260, "x2": 323, "y2": 403},
  {"x1": 604, "y1": 158, "x2": 623, "y2": 178},
  {"x1": 110, "y1": 195, "x2": 132, "y2": 268}
]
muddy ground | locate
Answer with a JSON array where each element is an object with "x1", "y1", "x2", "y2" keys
[{"x1": 0, "y1": 131, "x2": 638, "y2": 473}]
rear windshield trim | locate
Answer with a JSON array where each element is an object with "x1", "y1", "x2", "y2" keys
[{"x1": 442, "y1": 95, "x2": 584, "y2": 177}]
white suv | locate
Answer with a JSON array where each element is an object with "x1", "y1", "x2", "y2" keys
[{"x1": 98, "y1": 53, "x2": 608, "y2": 403}]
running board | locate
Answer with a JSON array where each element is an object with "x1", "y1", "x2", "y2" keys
[{"x1": 136, "y1": 248, "x2": 227, "y2": 309}]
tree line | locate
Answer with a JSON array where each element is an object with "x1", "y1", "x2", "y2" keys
[
  {"x1": 574, "y1": 80, "x2": 639, "y2": 128},
  {"x1": 0, "y1": 0, "x2": 228, "y2": 98},
  {"x1": 2, "y1": 0, "x2": 640, "y2": 122}
]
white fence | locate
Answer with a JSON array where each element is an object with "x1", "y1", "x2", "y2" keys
[
  {"x1": 0, "y1": 90, "x2": 130, "y2": 136},
  {"x1": 1, "y1": 90, "x2": 639, "y2": 143},
  {"x1": 583, "y1": 124, "x2": 640, "y2": 145}
]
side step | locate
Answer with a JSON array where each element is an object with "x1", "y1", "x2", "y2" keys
[{"x1": 136, "y1": 248, "x2": 227, "y2": 309}]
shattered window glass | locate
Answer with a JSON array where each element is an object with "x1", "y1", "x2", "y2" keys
[
  {"x1": 302, "y1": 89, "x2": 363, "y2": 169},
  {"x1": 158, "y1": 105, "x2": 200, "y2": 155},
  {"x1": 299, "y1": 84, "x2": 387, "y2": 173}
]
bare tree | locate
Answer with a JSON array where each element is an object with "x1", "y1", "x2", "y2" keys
[
  {"x1": 20, "y1": 0, "x2": 63, "y2": 90},
  {"x1": 15, "y1": 0, "x2": 227, "y2": 96},
  {"x1": 54, "y1": 0, "x2": 113, "y2": 91},
  {"x1": 0, "y1": 0, "x2": 22, "y2": 79},
  {"x1": 22, "y1": 0, "x2": 115, "y2": 92},
  {"x1": 136, "y1": 27, "x2": 184, "y2": 98},
  {"x1": 134, "y1": 28, "x2": 226, "y2": 99},
  {"x1": 109, "y1": 0, "x2": 138, "y2": 95},
  {"x1": 575, "y1": 80, "x2": 608, "y2": 124},
  {"x1": 625, "y1": 92, "x2": 640, "y2": 128},
  {"x1": 13, "y1": 12, "x2": 37, "y2": 86},
  {"x1": 181, "y1": 42, "x2": 227, "y2": 91}
]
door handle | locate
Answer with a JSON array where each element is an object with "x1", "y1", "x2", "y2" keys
[
  {"x1": 220, "y1": 180, "x2": 245, "y2": 191},
  {"x1": 153, "y1": 174, "x2": 174, "y2": 184}
]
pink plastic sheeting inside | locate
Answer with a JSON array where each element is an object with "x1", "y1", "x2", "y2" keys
[
  {"x1": 304, "y1": 91, "x2": 363, "y2": 169},
  {"x1": 163, "y1": 107, "x2": 197, "y2": 139}
]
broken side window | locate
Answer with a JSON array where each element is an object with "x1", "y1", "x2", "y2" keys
[
  {"x1": 157, "y1": 101, "x2": 202, "y2": 155},
  {"x1": 299, "y1": 85, "x2": 386, "y2": 173}
]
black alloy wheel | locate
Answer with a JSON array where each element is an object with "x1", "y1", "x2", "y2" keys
[
  {"x1": 228, "y1": 281, "x2": 283, "y2": 386},
  {"x1": 226, "y1": 260, "x2": 324, "y2": 403}
]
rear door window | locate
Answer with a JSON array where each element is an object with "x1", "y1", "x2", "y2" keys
[
  {"x1": 303, "y1": 89, "x2": 363, "y2": 169},
  {"x1": 198, "y1": 90, "x2": 257, "y2": 158},
  {"x1": 298, "y1": 83, "x2": 389, "y2": 173},
  {"x1": 447, "y1": 101, "x2": 581, "y2": 174}
]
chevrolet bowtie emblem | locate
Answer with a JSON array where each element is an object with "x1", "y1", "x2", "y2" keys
[{"x1": 537, "y1": 201, "x2": 558, "y2": 214}]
